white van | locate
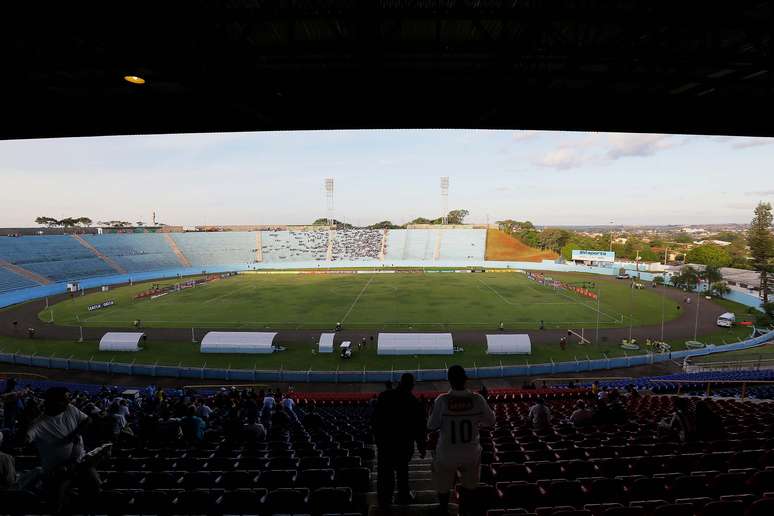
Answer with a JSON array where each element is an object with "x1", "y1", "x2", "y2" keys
[{"x1": 716, "y1": 312, "x2": 736, "y2": 327}]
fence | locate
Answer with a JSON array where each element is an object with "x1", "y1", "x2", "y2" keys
[{"x1": 1, "y1": 330, "x2": 772, "y2": 383}]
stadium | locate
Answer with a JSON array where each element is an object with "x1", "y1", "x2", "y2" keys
[
  {"x1": 0, "y1": 224, "x2": 764, "y2": 380},
  {"x1": 2, "y1": 2, "x2": 774, "y2": 516}
]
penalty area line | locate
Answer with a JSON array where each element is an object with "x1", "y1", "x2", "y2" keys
[{"x1": 340, "y1": 276, "x2": 374, "y2": 323}]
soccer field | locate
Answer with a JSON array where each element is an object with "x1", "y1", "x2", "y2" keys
[{"x1": 43, "y1": 270, "x2": 681, "y2": 331}]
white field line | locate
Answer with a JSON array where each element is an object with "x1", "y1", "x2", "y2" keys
[
  {"x1": 340, "y1": 276, "x2": 374, "y2": 323},
  {"x1": 476, "y1": 277, "x2": 521, "y2": 306},
  {"x1": 547, "y1": 284, "x2": 622, "y2": 323},
  {"x1": 203, "y1": 282, "x2": 255, "y2": 304},
  {"x1": 478, "y1": 276, "x2": 573, "y2": 306}
]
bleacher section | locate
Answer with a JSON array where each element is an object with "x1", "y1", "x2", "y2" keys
[
  {"x1": 0, "y1": 235, "x2": 116, "y2": 283},
  {"x1": 83, "y1": 234, "x2": 181, "y2": 273},
  {"x1": 438, "y1": 228, "x2": 487, "y2": 260},
  {"x1": 171, "y1": 232, "x2": 256, "y2": 267},
  {"x1": 385, "y1": 228, "x2": 486, "y2": 261},
  {"x1": 261, "y1": 230, "x2": 329, "y2": 262},
  {"x1": 3, "y1": 378, "x2": 774, "y2": 516},
  {"x1": 0, "y1": 267, "x2": 39, "y2": 292},
  {"x1": 592, "y1": 370, "x2": 774, "y2": 399},
  {"x1": 331, "y1": 229, "x2": 382, "y2": 261},
  {"x1": 0, "y1": 228, "x2": 491, "y2": 293}
]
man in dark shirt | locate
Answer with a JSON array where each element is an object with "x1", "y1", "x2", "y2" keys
[{"x1": 372, "y1": 373, "x2": 426, "y2": 507}]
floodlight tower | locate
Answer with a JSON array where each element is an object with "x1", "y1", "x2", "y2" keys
[
  {"x1": 440, "y1": 176, "x2": 449, "y2": 225},
  {"x1": 325, "y1": 178, "x2": 335, "y2": 227}
]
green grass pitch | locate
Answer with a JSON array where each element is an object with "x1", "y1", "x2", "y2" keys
[
  {"x1": 7, "y1": 270, "x2": 747, "y2": 372},
  {"x1": 44, "y1": 271, "x2": 680, "y2": 331}
]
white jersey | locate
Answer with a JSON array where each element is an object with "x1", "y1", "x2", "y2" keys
[{"x1": 428, "y1": 389, "x2": 495, "y2": 462}]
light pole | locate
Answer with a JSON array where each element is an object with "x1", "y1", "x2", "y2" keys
[
  {"x1": 693, "y1": 290, "x2": 701, "y2": 341},
  {"x1": 660, "y1": 287, "x2": 666, "y2": 342},
  {"x1": 609, "y1": 221, "x2": 614, "y2": 252}
]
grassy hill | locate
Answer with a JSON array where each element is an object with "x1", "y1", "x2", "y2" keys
[{"x1": 485, "y1": 229, "x2": 558, "y2": 262}]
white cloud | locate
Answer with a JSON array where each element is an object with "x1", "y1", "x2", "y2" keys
[
  {"x1": 533, "y1": 132, "x2": 682, "y2": 170},
  {"x1": 606, "y1": 133, "x2": 676, "y2": 159},
  {"x1": 746, "y1": 190, "x2": 774, "y2": 196},
  {"x1": 534, "y1": 148, "x2": 589, "y2": 170},
  {"x1": 495, "y1": 186, "x2": 511, "y2": 192}
]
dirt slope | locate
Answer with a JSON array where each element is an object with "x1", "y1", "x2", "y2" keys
[{"x1": 485, "y1": 229, "x2": 558, "y2": 262}]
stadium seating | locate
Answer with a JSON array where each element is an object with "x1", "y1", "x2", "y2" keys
[
  {"x1": 83, "y1": 234, "x2": 181, "y2": 272},
  {"x1": 0, "y1": 229, "x2": 492, "y2": 294},
  {"x1": 384, "y1": 229, "x2": 438, "y2": 260},
  {"x1": 586, "y1": 370, "x2": 774, "y2": 399},
  {"x1": 0, "y1": 267, "x2": 40, "y2": 292},
  {"x1": 439, "y1": 228, "x2": 487, "y2": 260},
  {"x1": 171, "y1": 232, "x2": 256, "y2": 266},
  {"x1": 3, "y1": 377, "x2": 774, "y2": 516},
  {"x1": 331, "y1": 229, "x2": 382, "y2": 261},
  {"x1": 261, "y1": 230, "x2": 329, "y2": 262},
  {"x1": 0, "y1": 235, "x2": 116, "y2": 283}
]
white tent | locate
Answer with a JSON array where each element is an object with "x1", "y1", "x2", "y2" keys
[
  {"x1": 200, "y1": 332, "x2": 277, "y2": 354},
  {"x1": 377, "y1": 333, "x2": 454, "y2": 355},
  {"x1": 318, "y1": 333, "x2": 335, "y2": 353},
  {"x1": 99, "y1": 332, "x2": 144, "y2": 352},
  {"x1": 486, "y1": 334, "x2": 532, "y2": 354}
]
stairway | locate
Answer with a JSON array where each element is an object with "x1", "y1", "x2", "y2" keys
[
  {"x1": 71, "y1": 234, "x2": 127, "y2": 274},
  {"x1": 164, "y1": 233, "x2": 192, "y2": 267},
  {"x1": 0, "y1": 259, "x2": 52, "y2": 285},
  {"x1": 379, "y1": 229, "x2": 388, "y2": 261},
  {"x1": 433, "y1": 229, "x2": 443, "y2": 261},
  {"x1": 255, "y1": 231, "x2": 263, "y2": 262},
  {"x1": 327, "y1": 230, "x2": 335, "y2": 261},
  {"x1": 367, "y1": 451, "x2": 458, "y2": 516}
]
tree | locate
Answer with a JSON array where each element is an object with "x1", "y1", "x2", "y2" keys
[
  {"x1": 368, "y1": 220, "x2": 400, "y2": 229},
  {"x1": 671, "y1": 265, "x2": 700, "y2": 290},
  {"x1": 756, "y1": 301, "x2": 774, "y2": 327},
  {"x1": 539, "y1": 228, "x2": 570, "y2": 252},
  {"x1": 685, "y1": 244, "x2": 732, "y2": 268},
  {"x1": 446, "y1": 209, "x2": 469, "y2": 225},
  {"x1": 136, "y1": 221, "x2": 144, "y2": 227},
  {"x1": 58, "y1": 217, "x2": 79, "y2": 228},
  {"x1": 653, "y1": 275, "x2": 665, "y2": 286},
  {"x1": 747, "y1": 202, "x2": 774, "y2": 302},
  {"x1": 408, "y1": 217, "x2": 435, "y2": 225},
  {"x1": 700, "y1": 265, "x2": 723, "y2": 286},
  {"x1": 710, "y1": 281, "x2": 731, "y2": 298},
  {"x1": 77, "y1": 217, "x2": 92, "y2": 227},
  {"x1": 34, "y1": 216, "x2": 59, "y2": 227}
]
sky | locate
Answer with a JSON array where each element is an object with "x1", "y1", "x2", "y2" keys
[{"x1": 1, "y1": 130, "x2": 773, "y2": 227}]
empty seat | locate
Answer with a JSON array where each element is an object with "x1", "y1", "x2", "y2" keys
[
  {"x1": 702, "y1": 500, "x2": 744, "y2": 516},
  {"x1": 652, "y1": 503, "x2": 693, "y2": 516},
  {"x1": 217, "y1": 471, "x2": 259, "y2": 490},
  {"x1": 258, "y1": 469, "x2": 297, "y2": 489},
  {"x1": 264, "y1": 488, "x2": 310, "y2": 515},
  {"x1": 310, "y1": 487, "x2": 353, "y2": 515},
  {"x1": 298, "y1": 469, "x2": 335, "y2": 490},
  {"x1": 217, "y1": 488, "x2": 267, "y2": 514}
]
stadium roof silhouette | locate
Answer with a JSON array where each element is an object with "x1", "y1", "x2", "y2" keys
[{"x1": 3, "y1": 0, "x2": 773, "y2": 140}]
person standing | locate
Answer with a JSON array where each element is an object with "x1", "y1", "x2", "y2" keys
[
  {"x1": 428, "y1": 365, "x2": 495, "y2": 515},
  {"x1": 372, "y1": 373, "x2": 426, "y2": 508}
]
